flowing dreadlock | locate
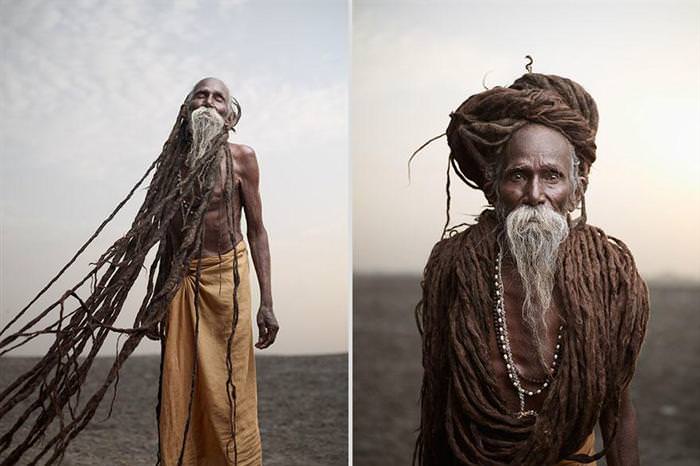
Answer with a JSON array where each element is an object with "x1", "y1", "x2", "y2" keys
[
  {"x1": 0, "y1": 97, "x2": 244, "y2": 465},
  {"x1": 415, "y1": 213, "x2": 648, "y2": 465},
  {"x1": 413, "y1": 72, "x2": 650, "y2": 465}
]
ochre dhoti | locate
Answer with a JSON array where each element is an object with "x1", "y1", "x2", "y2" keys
[
  {"x1": 556, "y1": 433, "x2": 596, "y2": 466},
  {"x1": 159, "y1": 242, "x2": 262, "y2": 466}
]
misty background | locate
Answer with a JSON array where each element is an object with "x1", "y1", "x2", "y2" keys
[
  {"x1": 352, "y1": 1, "x2": 700, "y2": 465},
  {"x1": 0, "y1": 0, "x2": 349, "y2": 356},
  {"x1": 352, "y1": 0, "x2": 700, "y2": 281}
]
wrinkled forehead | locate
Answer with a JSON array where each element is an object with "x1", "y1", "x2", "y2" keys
[
  {"x1": 190, "y1": 78, "x2": 231, "y2": 99},
  {"x1": 503, "y1": 123, "x2": 574, "y2": 168}
]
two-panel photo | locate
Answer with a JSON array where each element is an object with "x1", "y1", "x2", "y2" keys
[{"x1": 1, "y1": 1, "x2": 698, "y2": 465}]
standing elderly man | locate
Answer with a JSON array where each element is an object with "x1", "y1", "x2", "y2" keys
[
  {"x1": 415, "y1": 73, "x2": 649, "y2": 465},
  {"x1": 157, "y1": 77, "x2": 278, "y2": 466},
  {"x1": 0, "y1": 77, "x2": 277, "y2": 465}
]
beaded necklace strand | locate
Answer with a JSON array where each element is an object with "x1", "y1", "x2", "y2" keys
[{"x1": 493, "y1": 246, "x2": 564, "y2": 418}]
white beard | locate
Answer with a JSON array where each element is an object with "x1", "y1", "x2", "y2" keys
[
  {"x1": 504, "y1": 204, "x2": 569, "y2": 366},
  {"x1": 186, "y1": 107, "x2": 224, "y2": 167}
]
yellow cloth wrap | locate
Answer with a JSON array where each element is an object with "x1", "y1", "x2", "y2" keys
[
  {"x1": 556, "y1": 433, "x2": 596, "y2": 466},
  {"x1": 159, "y1": 242, "x2": 262, "y2": 466}
]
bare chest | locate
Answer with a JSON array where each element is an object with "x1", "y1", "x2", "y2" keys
[
  {"x1": 486, "y1": 266, "x2": 563, "y2": 413},
  {"x1": 203, "y1": 172, "x2": 241, "y2": 215},
  {"x1": 169, "y1": 160, "x2": 243, "y2": 255}
]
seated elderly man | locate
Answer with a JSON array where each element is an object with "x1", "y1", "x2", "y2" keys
[{"x1": 415, "y1": 73, "x2": 649, "y2": 466}]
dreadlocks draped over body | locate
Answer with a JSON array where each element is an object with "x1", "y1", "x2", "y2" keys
[
  {"x1": 0, "y1": 78, "x2": 276, "y2": 466},
  {"x1": 415, "y1": 73, "x2": 649, "y2": 466}
]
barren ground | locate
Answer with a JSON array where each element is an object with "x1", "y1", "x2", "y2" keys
[
  {"x1": 1, "y1": 354, "x2": 348, "y2": 465},
  {"x1": 353, "y1": 275, "x2": 700, "y2": 466}
]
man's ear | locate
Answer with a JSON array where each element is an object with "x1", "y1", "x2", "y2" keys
[
  {"x1": 226, "y1": 96, "x2": 241, "y2": 130},
  {"x1": 483, "y1": 180, "x2": 497, "y2": 206},
  {"x1": 578, "y1": 175, "x2": 588, "y2": 198},
  {"x1": 224, "y1": 111, "x2": 235, "y2": 129},
  {"x1": 569, "y1": 175, "x2": 588, "y2": 211}
]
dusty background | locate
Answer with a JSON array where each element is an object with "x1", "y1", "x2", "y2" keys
[
  {"x1": 0, "y1": 354, "x2": 347, "y2": 465},
  {"x1": 353, "y1": 275, "x2": 700, "y2": 466}
]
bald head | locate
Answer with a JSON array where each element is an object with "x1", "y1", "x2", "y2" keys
[
  {"x1": 186, "y1": 77, "x2": 238, "y2": 127},
  {"x1": 191, "y1": 77, "x2": 230, "y2": 97}
]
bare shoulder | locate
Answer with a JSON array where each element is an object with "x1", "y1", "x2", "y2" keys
[
  {"x1": 229, "y1": 142, "x2": 256, "y2": 157},
  {"x1": 228, "y1": 143, "x2": 259, "y2": 178}
]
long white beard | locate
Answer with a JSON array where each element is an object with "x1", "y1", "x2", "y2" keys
[
  {"x1": 505, "y1": 204, "x2": 569, "y2": 366},
  {"x1": 186, "y1": 107, "x2": 224, "y2": 167}
]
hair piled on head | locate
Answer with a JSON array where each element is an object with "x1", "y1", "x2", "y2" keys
[
  {"x1": 445, "y1": 73, "x2": 598, "y2": 204},
  {"x1": 0, "y1": 97, "x2": 244, "y2": 464}
]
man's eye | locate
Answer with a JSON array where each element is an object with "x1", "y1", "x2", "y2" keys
[
  {"x1": 510, "y1": 172, "x2": 524, "y2": 181},
  {"x1": 545, "y1": 172, "x2": 562, "y2": 181}
]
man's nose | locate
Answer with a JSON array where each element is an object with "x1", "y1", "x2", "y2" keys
[{"x1": 524, "y1": 178, "x2": 546, "y2": 206}]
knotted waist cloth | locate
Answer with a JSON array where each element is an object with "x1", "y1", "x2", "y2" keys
[{"x1": 159, "y1": 241, "x2": 262, "y2": 466}]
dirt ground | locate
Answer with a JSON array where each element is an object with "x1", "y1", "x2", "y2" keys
[
  {"x1": 0, "y1": 354, "x2": 347, "y2": 465},
  {"x1": 353, "y1": 275, "x2": 700, "y2": 466}
]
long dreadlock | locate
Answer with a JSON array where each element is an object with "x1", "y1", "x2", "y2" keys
[
  {"x1": 414, "y1": 212, "x2": 648, "y2": 465},
  {"x1": 0, "y1": 98, "x2": 244, "y2": 465},
  {"x1": 413, "y1": 72, "x2": 650, "y2": 465}
]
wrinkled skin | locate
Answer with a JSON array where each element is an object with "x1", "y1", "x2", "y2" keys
[
  {"x1": 493, "y1": 124, "x2": 638, "y2": 465},
  {"x1": 172, "y1": 77, "x2": 278, "y2": 348}
]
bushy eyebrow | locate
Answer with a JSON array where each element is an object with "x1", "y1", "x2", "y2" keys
[
  {"x1": 503, "y1": 163, "x2": 567, "y2": 174},
  {"x1": 503, "y1": 164, "x2": 529, "y2": 173},
  {"x1": 541, "y1": 163, "x2": 566, "y2": 173},
  {"x1": 193, "y1": 88, "x2": 226, "y2": 98},
  {"x1": 503, "y1": 163, "x2": 566, "y2": 176}
]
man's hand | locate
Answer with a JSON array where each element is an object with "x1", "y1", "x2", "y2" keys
[{"x1": 255, "y1": 305, "x2": 279, "y2": 349}]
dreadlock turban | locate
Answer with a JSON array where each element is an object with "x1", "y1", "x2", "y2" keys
[{"x1": 446, "y1": 73, "x2": 599, "y2": 196}]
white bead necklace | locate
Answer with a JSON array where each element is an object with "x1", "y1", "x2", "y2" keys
[
  {"x1": 494, "y1": 246, "x2": 563, "y2": 418},
  {"x1": 176, "y1": 173, "x2": 190, "y2": 217}
]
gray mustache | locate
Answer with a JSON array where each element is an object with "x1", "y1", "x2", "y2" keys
[{"x1": 187, "y1": 107, "x2": 225, "y2": 167}]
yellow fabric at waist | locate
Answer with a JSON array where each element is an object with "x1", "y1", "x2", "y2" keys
[
  {"x1": 556, "y1": 433, "x2": 596, "y2": 466},
  {"x1": 160, "y1": 238, "x2": 260, "y2": 465},
  {"x1": 186, "y1": 241, "x2": 247, "y2": 273}
]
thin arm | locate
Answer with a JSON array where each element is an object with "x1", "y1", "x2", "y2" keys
[
  {"x1": 601, "y1": 386, "x2": 640, "y2": 466},
  {"x1": 237, "y1": 145, "x2": 272, "y2": 308}
]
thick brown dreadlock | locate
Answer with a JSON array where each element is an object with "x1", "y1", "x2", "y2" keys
[
  {"x1": 0, "y1": 100, "x2": 243, "y2": 465},
  {"x1": 413, "y1": 73, "x2": 650, "y2": 465},
  {"x1": 415, "y1": 213, "x2": 648, "y2": 465}
]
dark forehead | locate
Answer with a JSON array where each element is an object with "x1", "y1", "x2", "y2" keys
[
  {"x1": 504, "y1": 123, "x2": 572, "y2": 167},
  {"x1": 191, "y1": 77, "x2": 230, "y2": 97}
]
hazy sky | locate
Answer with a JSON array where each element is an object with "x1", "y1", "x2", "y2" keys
[
  {"x1": 0, "y1": 0, "x2": 349, "y2": 355},
  {"x1": 353, "y1": 0, "x2": 700, "y2": 281},
  {"x1": 2, "y1": 0, "x2": 699, "y2": 357}
]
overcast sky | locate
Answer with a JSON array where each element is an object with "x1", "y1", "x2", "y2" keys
[
  {"x1": 0, "y1": 0, "x2": 349, "y2": 356},
  {"x1": 2, "y1": 0, "x2": 699, "y2": 356},
  {"x1": 353, "y1": 0, "x2": 700, "y2": 281}
]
